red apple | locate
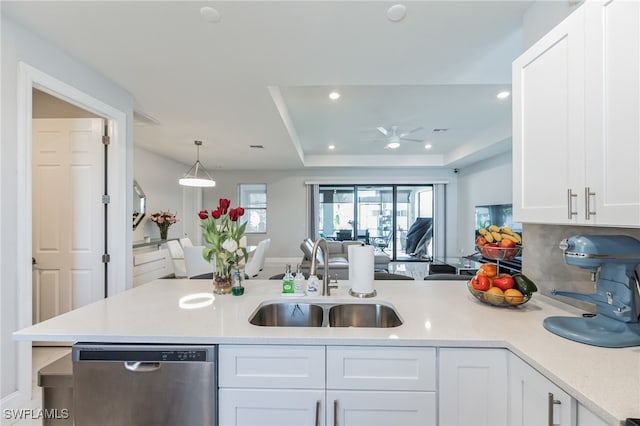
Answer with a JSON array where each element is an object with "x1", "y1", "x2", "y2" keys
[
  {"x1": 499, "y1": 238, "x2": 516, "y2": 248},
  {"x1": 475, "y1": 236, "x2": 488, "y2": 247}
]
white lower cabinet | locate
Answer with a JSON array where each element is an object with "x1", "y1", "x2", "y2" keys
[
  {"x1": 219, "y1": 389, "x2": 324, "y2": 426},
  {"x1": 327, "y1": 346, "x2": 437, "y2": 426},
  {"x1": 438, "y1": 348, "x2": 508, "y2": 426},
  {"x1": 576, "y1": 402, "x2": 610, "y2": 426},
  {"x1": 509, "y1": 353, "x2": 576, "y2": 426},
  {"x1": 219, "y1": 345, "x2": 436, "y2": 426},
  {"x1": 327, "y1": 390, "x2": 436, "y2": 426}
]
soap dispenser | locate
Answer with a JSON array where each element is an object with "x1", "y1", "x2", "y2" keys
[
  {"x1": 294, "y1": 264, "x2": 305, "y2": 295},
  {"x1": 282, "y1": 264, "x2": 295, "y2": 294}
]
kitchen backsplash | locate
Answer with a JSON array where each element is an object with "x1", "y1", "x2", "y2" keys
[{"x1": 522, "y1": 223, "x2": 640, "y2": 312}]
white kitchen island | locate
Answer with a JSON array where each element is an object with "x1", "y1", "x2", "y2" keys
[{"x1": 14, "y1": 279, "x2": 640, "y2": 425}]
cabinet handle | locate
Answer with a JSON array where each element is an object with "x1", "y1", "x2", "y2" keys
[
  {"x1": 584, "y1": 187, "x2": 596, "y2": 220},
  {"x1": 547, "y1": 392, "x2": 561, "y2": 426},
  {"x1": 567, "y1": 189, "x2": 578, "y2": 219},
  {"x1": 334, "y1": 400, "x2": 339, "y2": 426},
  {"x1": 315, "y1": 400, "x2": 321, "y2": 426}
]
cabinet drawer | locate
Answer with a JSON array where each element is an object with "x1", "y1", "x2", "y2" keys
[
  {"x1": 219, "y1": 345, "x2": 325, "y2": 389},
  {"x1": 327, "y1": 346, "x2": 436, "y2": 391}
]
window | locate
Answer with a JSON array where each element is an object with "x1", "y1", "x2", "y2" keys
[
  {"x1": 316, "y1": 184, "x2": 434, "y2": 261},
  {"x1": 239, "y1": 184, "x2": 267, "y2": 233}
]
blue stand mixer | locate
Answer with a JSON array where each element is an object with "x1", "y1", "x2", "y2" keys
[{"x1": 543, "y1": 235, "x2": 640, "y2": 348}]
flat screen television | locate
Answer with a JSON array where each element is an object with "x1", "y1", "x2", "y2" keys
[{"x1": 474, "y1": 204, "x2": 522, "y2": 236}]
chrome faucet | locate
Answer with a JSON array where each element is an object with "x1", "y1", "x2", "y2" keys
[{"x1": 309, "y1": 238, "x2": 338, "y2": 296}]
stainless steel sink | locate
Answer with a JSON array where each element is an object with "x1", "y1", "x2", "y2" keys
[
  {"x1": 328, "y1": 303, "x2": 403, "y2": 328},
  {"x1": 249, "y1": 301, "x2": 402, "y2": 328},
  {"x1": 249, "y1": 302, "x2": 324, "y2": 327}
]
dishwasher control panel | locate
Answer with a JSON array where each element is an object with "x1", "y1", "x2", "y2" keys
[{"x1": 73, "y1": 344, "x2": 216, "y2": 363}]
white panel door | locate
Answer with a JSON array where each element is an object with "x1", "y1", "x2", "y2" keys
[
  {"x1": 327, "y1": 390, "x2": 436, "y2": 426},
  {"x1": 32, "y1": 118, "x2": 104, "y2": 323},
  {"x1": 439, "y1": 348, "x2": 508, "y2": 426},
  {"x1": 585, "y1": 0, "x2": 640, "y2": 226},
  {"x1": 509, "y1": 354, "x2": 576, "y2": 426},
  {"x1": 512, "y1": 7, "x2": 585, "y2": 224},
  {"x1": 219, "y1": 388, "x2": 324, "y2": 426}
]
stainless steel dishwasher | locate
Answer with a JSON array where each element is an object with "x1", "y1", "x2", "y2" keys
[{"x1": 72, "y1": 343, "x2": 216, "y2": 426}]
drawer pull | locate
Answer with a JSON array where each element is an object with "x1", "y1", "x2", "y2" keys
[
  {"x1": 334, "y1": 400, "x2": 339, "y2": 426},
  {"x1": 315, "y1": 400, "x2": 321, "y2": 426},
  {"x1": 548, "y1": 392, "x2": 561, "y2": 426},
  {"x1": 585, "y1": 187, "x2": 596, "y2": 220},
  {"x1": 567, "y1": 189, "x2": 578, "y2": 219}
]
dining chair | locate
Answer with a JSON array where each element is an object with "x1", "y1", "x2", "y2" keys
[
  {"x1": 165, "y1": 240, "x2": 186, "y2": 277},
  {"x1": 183, "y1": 246, "x2": 214, "y2": 278},
  {"x1": 244, "y1": 239, "x2": 267, "y2": 279},
  {"x1": 179, "y1": 237, "x2": 193, "y2": 248}
]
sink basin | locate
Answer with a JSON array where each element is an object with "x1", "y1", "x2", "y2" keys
[
  {"x1": 249, "y1": 301, "x2": 403, "y2": 328},
  {"x1": 328, "y1": 303, "x2": 403, "y2": 328},
  {"x1": 249, "y1": 302, "x2": 324, "y2": 327}
]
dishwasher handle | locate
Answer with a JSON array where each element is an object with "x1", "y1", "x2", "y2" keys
[{"x1": 124, "y1": 361, "x2": 161, "y2": 372}]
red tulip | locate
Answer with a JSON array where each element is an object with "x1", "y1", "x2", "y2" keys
[
  {"x1": 219, "y1": 198, "x2": 231, "y2": 214},
  {"x1": 211, "y1": 207, "x2": 222, "y2": 219},
  {"x1": 229, "y1": 207, "x2": 241, "y2": 222},
  {"x1": 198, "y1": 210, "x2": 209, "y2": 220}
]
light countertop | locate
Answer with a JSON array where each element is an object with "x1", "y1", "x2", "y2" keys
[{"x1": 14, "y1": 279, "x2": 640, "y2": 424}]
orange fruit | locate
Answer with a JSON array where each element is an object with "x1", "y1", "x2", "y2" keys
[
  {"x1": 504, "y1": 288, "x2": 524, "y2": 305},
  {"x1": 479, "y1": 263, "x2": 498, "y2": 278},
  {"x1": 484, "y1": 287, "x2": 504, "y2": 305}
]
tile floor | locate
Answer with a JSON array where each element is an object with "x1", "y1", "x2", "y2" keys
[{"x1": 9, "y1": 260, "x2": 430, "y2": 425}]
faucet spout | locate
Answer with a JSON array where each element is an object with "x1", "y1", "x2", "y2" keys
[{"x1": 309, "y1": 238, "x2": 332, "y2": 295}]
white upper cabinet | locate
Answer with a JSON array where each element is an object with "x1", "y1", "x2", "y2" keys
[
  {"x1": 584, "y1": 0, "x2": 640, "y2": 226},
  {"x1": 513, "y1": 7, "x2": 586, "y2": 224},
  {"x1": 513, "y1": 1, "x2": 640, "y2": 227}
]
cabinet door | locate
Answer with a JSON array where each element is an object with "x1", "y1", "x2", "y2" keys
[
  {"x1": 509, "y1": 354, "x2": 576, "y2": 426},
  {"x1": 326, "y1": 346, "x2": 436, "y2": 391},
  {"x1": 513, "y1": 7, "x2": 585, "y2": 224},
  {"x1": 439, "y1": 348, "x2": 508, "y2": 426},
  {"x1": 219, "y1": 345, "x2": 325, "y2": 389},
  {"x1": 327, "y1": 390, "x2": 436, "y2": 426},
  {"x1": 584, "y1": 0, "x2": 640, "y2": 226},
  {"x1": 576, "y1": 403, "x2": 610, "y2": 426},
  {"x1": 219, "y1": 388, "x2": 324, "y2": 426}
]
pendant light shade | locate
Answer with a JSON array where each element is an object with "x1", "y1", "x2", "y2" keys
[{"x1": 179, "y1": 140, "x2": 216, "y2": 187}]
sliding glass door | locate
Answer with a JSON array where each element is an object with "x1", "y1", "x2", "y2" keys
[
  {"x1": 318, "y1": 184, "x2": 433, "y2": 261},
  {"x1": 396, "y1": 186, "x2": 433, "y2": 261}
]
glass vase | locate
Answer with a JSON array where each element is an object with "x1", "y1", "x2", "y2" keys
[
  {"x1": 213, "y1": 273, "x2": 232, "y2": 295},
  {"x1": 159, "y1": 226, "x2": 168, "y2": 240}
]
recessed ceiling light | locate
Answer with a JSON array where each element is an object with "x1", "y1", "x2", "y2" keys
[
  {"x1": 497, "y1": 91, "x2": 510, "y2": 99},
  {"x1": 200, "y1": 6, "x2": 221, "y2": 23},
  {"x1": 386, "y1": 142, "x2": 401, "y2": 149},
  {"x1": 387, "y1": 4, "x2": 407, "y2": 22},
  {"x1": 328, "y1": 91, "x2": 341, "y2": 100},
  {"x1": 424, "y1": 144, "x2": 432, "y2": 149},
  {"x1": 328, "y1": 144, "x2": 336, "y2": 150}
]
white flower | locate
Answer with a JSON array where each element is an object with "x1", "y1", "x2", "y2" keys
[
  {"x1": 239, "y1": 236, "x2": 247, "y2": 248},
  {"x1": 222, "y1": 239, "x2": 238, "y2": 252}
]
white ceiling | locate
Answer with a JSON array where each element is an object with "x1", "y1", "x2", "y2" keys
[{"x1": 3, "y1": 1, "x2": 541, "y2": 170}]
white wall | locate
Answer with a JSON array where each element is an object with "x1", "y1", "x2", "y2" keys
[
  {"x1": 1, "y1": 15, "x2": 133, "y2": 404},
  {"x1": 133, "y1": 146, "x2": 188, "y2": 242},
  {"x1": 456, "y1": 150, "x2": 513, "y2": 256}
]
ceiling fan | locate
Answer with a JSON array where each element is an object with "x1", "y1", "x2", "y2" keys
[{"x1": 375, "y1": 125, "x2": 424, "y2": 149}]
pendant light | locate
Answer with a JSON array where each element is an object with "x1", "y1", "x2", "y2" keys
[{"x1": 179, "y1": 140, "x2": 216, "y2": 187}]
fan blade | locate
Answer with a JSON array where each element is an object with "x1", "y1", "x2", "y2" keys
[
  {"x1": 400, "y1": 137, "x2": 423, "y2": 143},
  {"x1": 376, "y1": 127, "x2": 388, "y2": 136},
  {"x1": 399, "y1": 126, "x2": 423, "y2": 137}
]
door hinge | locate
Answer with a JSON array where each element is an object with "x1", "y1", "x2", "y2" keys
[
  {"x1": 102, "y1": 135, "x2": 111, "y2": 145},
  {"x1": 102, "y1": 194, "x2": 110, "y2": 204},
  {"x1": 102, "y1": 253, "x2": 111, "y2": 263}
]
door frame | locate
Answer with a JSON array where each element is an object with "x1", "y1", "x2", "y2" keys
[{"x1": 15, "y1": 62, "x2": 129, "y2": 401}]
